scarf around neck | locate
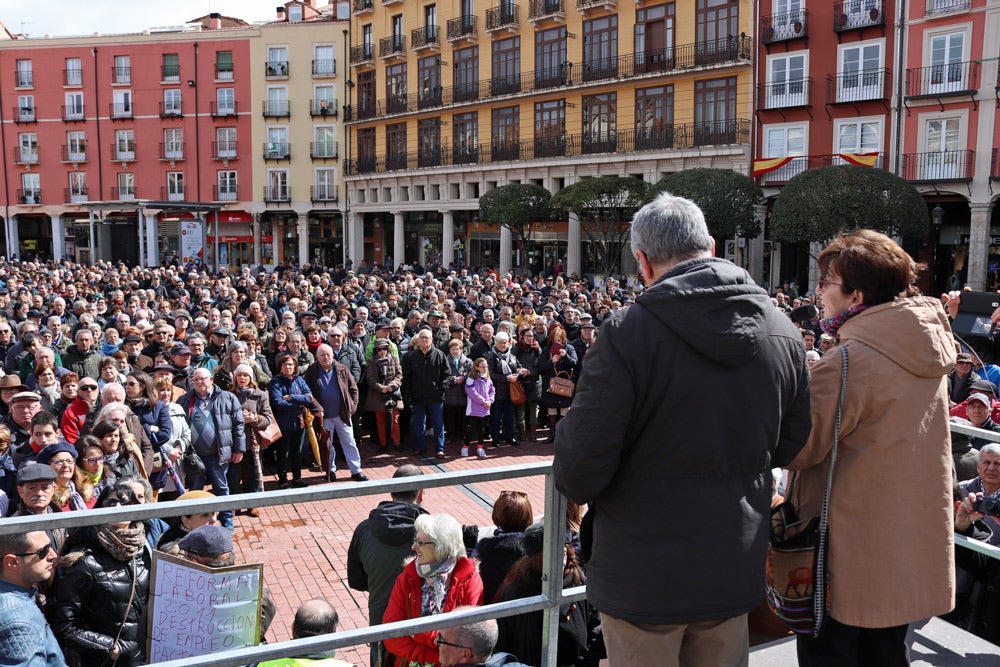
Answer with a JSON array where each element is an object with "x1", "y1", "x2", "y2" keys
[
  {"x1": 819, "y1": 304, "x2": 871, "y2": 340},
  {"x1": 418, "y1": 557, "x2": 457, "y2": 617},
  {"x1": 97, "y1": 522, "x2": 146, "y2": 562}
]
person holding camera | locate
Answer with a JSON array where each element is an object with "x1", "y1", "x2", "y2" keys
[
  {"x1": 366, "y1": 338, "x2": 404, "y2": 452},
  {"x1": 959, "y1": 443, "x2": 1000, "y2": 546}
]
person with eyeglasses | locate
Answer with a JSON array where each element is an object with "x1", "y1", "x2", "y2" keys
[
  {"x1": 10, "y1": 463, "x2": 65, "y2": 552},
  {"x1": 48, "y1": 481, "x2": 152, "y2": 667},
  {"x1": 382, "y1": 513, "x2": 484, "y2": 667},
  {"x1": 74, "y1": 437, "x2": 114, "y2": 510},
  {"x1": 60, "y1": 378, "x2": 100, "y2": 445},
  {"x1": 435, "y1": 616, "x2": 530, "y2": 667},
  {"x1": 5, "y1": 391, "x2": 44, "y2": 467},
  {"x1": 37, "y1": 441, "x2": 85, "y2": 512},
  {"x1": 0, "y1": 530, "x2": 66, "y2": 667}
]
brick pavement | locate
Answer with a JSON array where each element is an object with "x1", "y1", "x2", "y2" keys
[{"x1": 231, "y1": 433, "x2": 554, "y2": 666}]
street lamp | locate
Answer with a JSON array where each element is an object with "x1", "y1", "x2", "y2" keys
[
  {"x1": 931, "y1": 204, "x2": 944, "y2": 227},
  {"x1": 931, "y1": 204, "x2": 945, "y2": 293}
]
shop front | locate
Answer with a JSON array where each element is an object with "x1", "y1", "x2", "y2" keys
[
  {"x1": 15, "y1": 214, "x2": 52, "y2": 261},
  {"x1": 308, "y1": 211, "x2": 344, "y2": 268}
]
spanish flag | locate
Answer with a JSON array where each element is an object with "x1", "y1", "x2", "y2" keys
[
  {"x1": 838, "y1": 152, "x2": 880, "y2": 167},
  {"x1": 752, "y1": 156, "x2": 795, "y2": 176}
]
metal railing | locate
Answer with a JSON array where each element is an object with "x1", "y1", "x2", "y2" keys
[
  {"x1": 263, "y1": 186, "x2": 291, "y2": 202},
  {"x1": 61, "y1": 144, "x2": 87, "y2": 162},
  {"x1": 927, "y1": 0, "x2": 970, "y2": 14},
  {"x1": 112, "y1": 66, "x2": 131, "y2": 84},
  {"x1": 64, "y1": 186, "x2": 88, "y2": 203},
  {"x1": 901, "y1": 149, "x2": 975, "y2": 183},
  {"x1": 761, "y1": 10, "x2": 808, "y2": 44},
  {"x1": 265, "y1": 61, "x2": 289, "y2": 77},
  {"x1": 17, "y1": 189, "x2": 41, "y2": 205},
  {"x1": 412, "y1": 25, "x2": 440, "y2": 50},
  {"x1": 0, "y1": 463, "x2": 574, "y2": 667},
  {"x1": 447, "y1": 15, "x2": 477, "y2": 40},
  {"x1": 212, "y1": 185, "x2": 239, "y2": 202},
  {"x1": 756, "y1": 153, "x2": 886, "y2": 186},
  {"x1": 14, "y1": 105, "x2": 36, "y2": 122},
  {"x1": 353, "y1": 0, "x2": 374, "y2": 12},
  {"x1": 64, "y1": 68, "x2": 83, "y2": 86},
  {"x1": 757, "y1": 78, "x2": 812, "y2": 109},
  {"x1": 159, "y1": 142, "x2": 185, "y2": 161},
  {"x1": 263, "y1": 142, "x2": 291, "y2": 160},
  {"x1": 210, "y1": 101, "x2": 238, "y2": 117},
  {"x1": 262, "y1": 100, "x2": 291, "y2": 117},
  {"x1": 12, "y1": 147, "x2": 39, "y2": 165},
  {"x1": 905, "y1": 60, "x2": 979, "y2": 98},
  {"x1": 529, "y1": 0, "x2": 564, "y2": 20},
  {"x1": 349, "y1": 120, "x2": 750, "y2": 174},
  {"x1": 826, "y1": 68, "x2": 891, "y2": 104},
  {"x1": 312, "y1": 59, "x2": 336, "y2": 77},
  {"x1": 350, "y1": 44, "x2": 375, "y2": 65},
  {"x1": 833, "y1": 0, "x2": 886, "y2": 31},
  {"x1": 486, "y1": 4, "x2": 519, "y2": 31},
  {"x1": 310, "y1": 142, "x2": 339, "y2": 159},
  {"x1": 310, "y1": 99, "x2": 339, "y2": 117},
  {"x1": 311, "y1": 185, "x2": 340, "y2": 202},
  {"x1": 211, "y1": 141, "x2": 238, "y2": 160},
  {"x1": 380, "y1": 35, "x2": 406, "y2": 58},
  {"x1": 110, "y1": 103, "x2": 133, "y2": 119},
  {"x1": 159, "y1": 101, "x2": 183, "y2": 117},
  {"x1": 347, "y1": 36, "x2": 750, "y2": 121}
]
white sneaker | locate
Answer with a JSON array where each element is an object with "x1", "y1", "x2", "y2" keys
[
  {"x1": 477, "y1": 446, "x2": 486, "y2": 459},
  {"x1": 461, "y1": 445, "x2": 469, "y2": 457}
]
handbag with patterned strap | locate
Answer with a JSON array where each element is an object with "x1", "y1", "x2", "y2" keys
[{"x1": 765, "y1": 346, "x2": 847, "y2": 637}]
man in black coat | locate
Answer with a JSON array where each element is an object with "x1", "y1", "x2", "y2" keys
[
  {"x1": 401, "y1": 328, "x2": 450, "y2": 457},
  {"x1": 553, "y1": 192, "x2": 811, "y2": 666}
]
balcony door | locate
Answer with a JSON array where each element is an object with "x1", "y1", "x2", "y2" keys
[
  {"x1": 635, "y1": 4, "x2": 674, "y2": 74},
  {"x1": 923, "y1": 117, "x2": 961, "y2": 180},
  {"x1": 928, "y1": 32, "x2": 966, "y2": 94}
]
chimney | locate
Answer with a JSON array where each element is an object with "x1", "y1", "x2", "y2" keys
[
  {"x1": 209, "y1": 12, "x2": 222, "y2": 30},
  {"x1": 276, "y1": 6, "x2": 287, "y2": 20}
]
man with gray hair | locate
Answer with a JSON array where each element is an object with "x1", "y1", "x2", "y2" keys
[
  {"x1": 553, "y1": 191, "x2": 811, "y2": 666},
  {"x1": 436, "y1": 616, "x2": 530, "y2": 667}
]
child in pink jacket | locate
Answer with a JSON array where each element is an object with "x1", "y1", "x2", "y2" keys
[{"x1": 465, "y1": 357, "x2": 495, "y2": 459}]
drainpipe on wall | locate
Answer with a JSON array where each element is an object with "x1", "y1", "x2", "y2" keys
[{"x1": 892, "y1": 0, "x2": 907, "y2": 176}]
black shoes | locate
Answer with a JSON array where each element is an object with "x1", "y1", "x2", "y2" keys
[{"x1": 351, "y1": 472, "x2": 370, "y2": 482}]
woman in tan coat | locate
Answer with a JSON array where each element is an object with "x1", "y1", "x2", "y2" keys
[{"x1": 789, "y1": 230, "x2": 955, "y2": 665}]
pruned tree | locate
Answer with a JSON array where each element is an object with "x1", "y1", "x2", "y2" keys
[
  {"x1": 478, "y1": 183, "x2": 552, "y2": 270},
  {"x1": 648, "y1": 168, "x2": 764, "y2": 240},
  {"x1": 768, "y1": 165, "x2": 929, "y2": 244},
  {"x1": 551, "y1": 176, "x2": 649, "y2": 276}
]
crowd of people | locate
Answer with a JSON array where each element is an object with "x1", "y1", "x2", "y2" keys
[{"x1": 1, "y1": 190, "x2": 999, "y2": 667}]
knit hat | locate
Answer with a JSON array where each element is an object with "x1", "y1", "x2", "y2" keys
[{"x1": 233, "y1": 363, "x2": 255, "y2": 377}]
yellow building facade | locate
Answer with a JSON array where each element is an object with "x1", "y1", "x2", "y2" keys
[
  {"x1": 252, "y1": 14, "x2": 350, "y2": 266},
  {"x1": 345, "y1": 0, "x2": 754, "y2": 274}
]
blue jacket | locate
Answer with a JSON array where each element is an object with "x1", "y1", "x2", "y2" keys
[
  {"x1": 177, "y1": 386, "x2": 246, "y2": 462},
  {"x1": 268, "y1": 374, "x2": 314, "y2": 432},
  {"x1": 0, "y1": 579, "x2": 67, "y2": 667}
]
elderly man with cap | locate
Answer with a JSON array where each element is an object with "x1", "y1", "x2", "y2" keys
[
  {"x1": 206, "y1": 326, "x2": 233, "y2": 362},
  {"x1": 121, "y1": 333, "x2": 153, "y2": 372},
  {"x1": 0, "y1": 374, "x2": 28, "y2": 419},
  {"x1": 950, "y1": 352, "x2": 981, "y2": 407},
  {"x1": 166, "y1": 524, "x2": 276, "y2": 641},
  {"x1": 570, "y1": 321, "x2": 597, "y2": 377},
  {"x1": 304, "y1": 344, "x2": 369, "y2": 482},
  {"x1": 0, "y1": 530, "x2": 66, "y2": 667},
  {"x1": 10, "y1": 463, "x2": 65, "y2": 550},
  {"x1": 6, "y1": 391, "x2": 42, "y2": 467}
]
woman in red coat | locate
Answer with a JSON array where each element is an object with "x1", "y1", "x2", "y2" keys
[{"x1": 382, "y1": 513, "x2": 485, "y2": 667}]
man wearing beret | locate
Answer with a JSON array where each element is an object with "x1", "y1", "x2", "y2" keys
[{"x1": 10, "y1": 464, "x2": 65, "y2": 551}]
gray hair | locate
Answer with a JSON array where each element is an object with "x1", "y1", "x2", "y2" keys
[
  {"x1": 450, "y1": 615, "x2": 499, "y2": 661},
  {"x1": 96, "y1": 401, "x2": 130, "y2": 423},
  {"x1": 100, "y1": 384, "x2": 126, "y2": 404},
  {"x1": 981, "y1": 443, "x2": 1000, "y2": 457},
  {"x1": 493, "y1": 331, "x2": 510, "y2": 344},
  {"x1": 630, "y1": 191, "x2": 713, "y2": 265},
  {"x1": 414, "y1": 513, "x2": 465, "y2": 561},
  {"x1": 292, "y1": 598, "x2": 339, "y2": 639},
  {"x1": 227, "y1": 341, "x2": 250, "y2": 357}
]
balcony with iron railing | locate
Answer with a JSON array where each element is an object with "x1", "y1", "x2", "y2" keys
[
  {"x1": 265, "y1": 60, "x2": 289, "y2": 78},
  {"x1": 756, "y1": 153, "x2": 887, "y2": 186},
  {"x1": 212, "y1": 185, "x2": 239, "y2": 202},
  {"x1": 159, "y1": 101, "x2": 183, "y2": 118},
  {"x1": 311, "y1": 185, "x2": 339, "y2": 202},
  {"x1": 65, "y1": 186, "x2": 88, "y2": 203},
  {"x1": 110, "y1": 102, "x2": 133, "y2": 119},
  {"x1": 215, "y1": 64, "x2": 234, "y2": 80},
  {"x1": 313, "y1": 60, "x2": 336, "y2": 77},
  {"x1": 757, "y1": 78, "x2": 812, "y2": 110},
  {"x1": 761, "y1": 9, "x2": 807, "y2": 44},
  {"x1": 263, "y1": 186, "x2": 291, "y2": 202},
  {"x1": 61, "y1": 104, "x2": 85, "y2": 121},
  {"x1": 162, "y1": 186, "x2": 185, "y2": 202},
  {"x1": 13, "y1": 105, "x2": 36, "y2": 123},
  {"x1": 211, "y1": 101, "x2": 238, "y2": 117},
  {"x1": 529, "y1": 0, "x2": 565, "y2": 22},
  {"x1": 350, "y1": 44, "x2": 375, "y2": 65},
  {"x1": 826, "y1": 68, "x2": 891, "y2": 104},
  {"x1": 447, "y1": 15, "x2": 477, "y2": 42},
  {"x1": 112, "y1": 66, "x2": 131, "y2": 84},
  {"x1": 64, "y1": 68, "x2": 82, "y2": 86},
  {"x1": 111, "y1": 186, "x2": 136, "y2": 200},
  {"x1": 576, "y1": 0, "x2": 616, "y2": 13},
  {"x1": 833, "y1": 0, "x2": 886, "y2": 32},
  {"x1": 162, "y1": 64, "x2": 180, "y2": 81},
  {"x1": 926, "y1": 0, "x2": 970, "y2": 14},
  {"x1": 905, "y1": 60, "x2": 979, "y2": 99},
  {"x1": 379, "y1": 35, "x2": 406, "y2": 59},
  {"x1": 263, "y1": 142, "x2": 291, "y2": 160},
  {"x1": 212, "y1": 141, "x2": 238, "y2": 160},
  {"x1": 159, "y1": 142, "x2": 185, "y2": 161},
  {"x1": 347, "y1": 38, "x2": 752, "y2": 122},
  {"x1": 262, "y1": 100, "x2": 291, "y2": 118},
  {"x1": 17, "y1": 189, "x2": 41, "y2": 205},
  {"x1": 110, "y1": 142, "x2": 136, "y2": 162},
  {"x1": 412, "y1": 25, "x2": 440, "y2": 51},
  {"x1": 348, "y1": 120, "x2": 749, "y2": 174},
  {"x1": 310, "y1": 99, "x2": 339, "y2": 117},
  {"x1": 61, "y1": 144, "x2": 87, "y2": 163},
  {"x1": 310, "y1": 142, "x2": 339, "y2": 159},
  {"x1": 902, "y1": 150, "x2": 975, "y2": 183},
  {"x1": 12, "y1": 147, "x2": 39, "y2": 165},
  {"x1": 16, "y1": 71, "x2": 33, "y2": 87},
  {"x1": 486, "y1": 4, "x2": 519, "y2": 32},
  {"x1": 353, "y1": 0, "x2": 374, "y2": 13}
]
